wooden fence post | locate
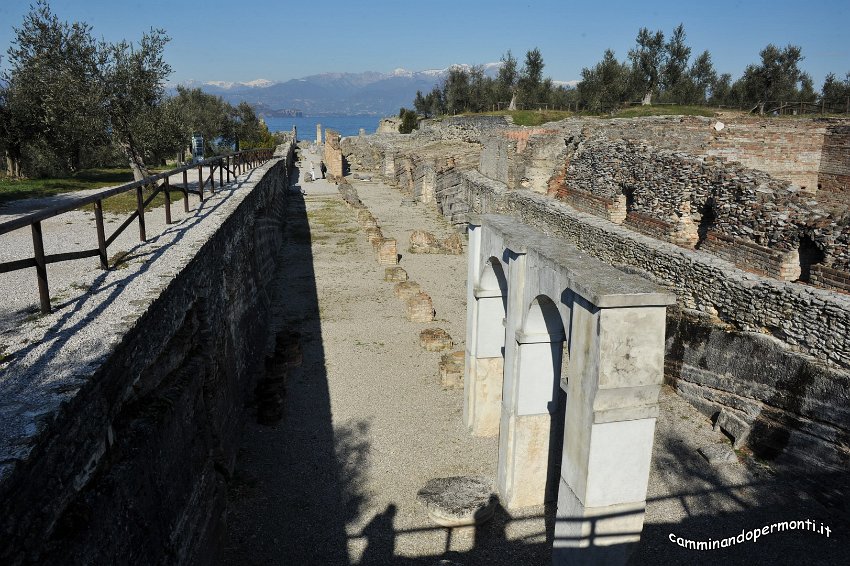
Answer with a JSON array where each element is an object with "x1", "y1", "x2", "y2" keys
[
  {"x1": 164, "y1": 177, "x2": 172, "y2": 224},
  {"x1": 32, "y1": 221, "x2": 50, "y2": 314},
  {"x1": 183, "y1": 169, "x2": 190, "y2": 212},
  {"x1": 136, "y1": 186, "x2": 146, "y2": 241},
  {"x1": 94, "y1": 200, "x2": 108, "y2": 269}
]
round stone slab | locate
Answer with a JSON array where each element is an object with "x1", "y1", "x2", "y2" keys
[{"x1": 416, "y1": 476, "x2": 497, "y2": 527}]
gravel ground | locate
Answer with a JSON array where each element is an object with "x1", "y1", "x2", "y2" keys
[
  {"x1": 223, "y1": 160, "x2": 848, "y2": 565},
  {"x1": 0, "y1": 170, "x2": 226, "y2": 331}
]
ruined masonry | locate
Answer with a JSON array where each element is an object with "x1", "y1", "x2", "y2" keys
[{"x1": 341, "y1": 114, "x2": 850, "y2": 563}]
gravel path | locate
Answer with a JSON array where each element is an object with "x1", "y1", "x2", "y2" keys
[
  {"x1": 222, "y1": 154, "x2": 551, "y2": 565},
  {"x1": 0, "y1": 170, "x2": 231, "y2": 331}
]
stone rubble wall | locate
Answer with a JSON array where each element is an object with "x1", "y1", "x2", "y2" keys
[
  {"x1": 556, "y1": 135, "x2": 850, "y2": 285},
  {"x1": 344, "y1": 126, "x2": 850, "y2": 479},
  {"x1": 0, "y1": 140, "x2": 297, "y2": 565}
]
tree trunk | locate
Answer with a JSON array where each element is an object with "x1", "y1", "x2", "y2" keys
[
  {"x1": 5, "y1": 149, "x2": 14, "y2": 177},
  {"x1": 508, "y1": 92, "x2": 517, "y2": 111},
  {"x1": 641, "y1": 91, "x2": 653, "y2": 105},
  {"x1": 5, "y1": 147, "x2": 21, "y2": 178},
  {"x1": 120, "y1": 133, "x2": 151, "y2": 182}
]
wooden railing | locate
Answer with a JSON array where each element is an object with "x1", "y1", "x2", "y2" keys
[{"x1": 0, "y1": 148, "x2": 275, "y2": 314}]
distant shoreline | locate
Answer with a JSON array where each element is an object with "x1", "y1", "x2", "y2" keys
[{"x1": 264, "y1": 115, "x2": 383, "y2": 137}]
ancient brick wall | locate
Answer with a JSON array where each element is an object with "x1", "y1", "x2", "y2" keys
[
  {"x1": 705, "y1": 118, "x2": 826, "y2": 192},
  {"x1": 323, "y1": 129, "x2": 344, "y2": 179},
  {"x1": 818, "y1": 123, "x2": 850, "y2": 204},
  {"x1": 551, "y1": 136, "x2": 850, "y2": 288}
]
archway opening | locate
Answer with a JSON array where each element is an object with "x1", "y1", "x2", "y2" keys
[
  {"x1": 524, "y1": 295, "x2": 567, "y2": 503},
  {"x1": 798, "y1": 234, "x2": 825, "y2": 283}
]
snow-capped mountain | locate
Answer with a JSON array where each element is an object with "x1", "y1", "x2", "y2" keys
[{"x1": 171, "y1": 63, "x2": 572, "y2": 116}]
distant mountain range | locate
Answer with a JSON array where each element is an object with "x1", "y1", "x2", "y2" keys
[{"x1": 172, "y1": 64, "x2": 508, "y2": 117}]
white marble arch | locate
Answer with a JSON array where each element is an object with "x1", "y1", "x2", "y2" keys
[
  {"x1": 465, "y1": 214, "x2": 676, "y2": 565},
  {"x1": 464, "y1": 249, "x2": 508, "y2": 436}
]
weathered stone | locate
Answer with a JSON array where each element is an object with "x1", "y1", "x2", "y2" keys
[
  {"x1": 416, "y1": 476, "x2": 498, "y2": 527},
  {"x1": 409, "y1": 230, "x2": 464, "y2": 255},
  {"x1": 377, "y1": 238, "x2": 398, "y2": 265},
  {"x1": 409, "y1": 230, "x2": 440, "y2": 253},
  {"x1": 406, "y1": 291, "x2": 435, "y2": 322},
  {"x1": 713, "y1": 408, "x2": 752, "y2": 449},
  {"x1": 698, "y1": 444, "x2": 738, "y2": 465},
  {"x1": 384, "y1": 266, "x2": 408, "y2": 282},
  {"x1": 394, "y1": 281, "x2": 421, "y2": 300},
  {"x1": 356, "y1": 209, "x2": 374, "y2": 224},
  {"x1": 439, "y1": 350, "x2": 465, "y2": 388},
  {"x1": 364, "y1": 226, "x2": 382, "y2": 245},
  {"x1": 323, "y1": 129, "x2": 344, "y2": 179},
  {"x1": 419, "y1": 328, "x2": 454, "y2": 352},
  {"x1": 441, "y1": 232, "x2": 464, "y2": 255}
]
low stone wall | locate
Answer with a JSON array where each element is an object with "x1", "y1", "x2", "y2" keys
[{"x1": 0, "y1": 141, "x2": 296, "y2": 565}]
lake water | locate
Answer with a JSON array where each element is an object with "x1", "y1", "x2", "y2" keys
[{"x1": 264, "y1": 115, "x2": 383, "y2": 138}]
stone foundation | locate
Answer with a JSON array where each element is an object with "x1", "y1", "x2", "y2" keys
[
  {"x1": 377, "y1": 238, "x2": 398, "y2": 265},
  {"x1": 406, "y1": 292, "x2": 435, "y2": 322}
]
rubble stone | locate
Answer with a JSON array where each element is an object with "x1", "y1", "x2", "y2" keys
[{"x1": 419, "y1": 328, "x2": 454, "y2": 352}]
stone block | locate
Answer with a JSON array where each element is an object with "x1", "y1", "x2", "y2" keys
[
  {"x1": 698, "y1": 443, "x2": 738, "y2": 464},
  {"x1": 441, "y1": 233, "x2": 464, "y2": 255},
  {"x1": 713, "y1": 408, "x2": 752, "y2": 449},
  {"x1": 356, "y1": 209, "x2": 375, "y2": 224},
  {"x1": 377, "y1": 238, "x2": 398, "y2": 265},
  {"x1": 384, "y1": 267, "x2": 408, "y2": 282},
  {"x1": 364, "y1": 226, "x2": 382, "y2": 245},
  {"x1": 409, "y1": 230, "x2": 441, "y2": 253},
  {"x1": 420, "y1": 328, "x2": 454, "y2": 352},
  {"x1": 416, "y1": 476, "x2": 497, "y2": 527},
  {"x1": 407, "y1": 291, "x2": 435, "y2": 322},
  {"x1": 409, "y1": 230, "x2": 465, "y2": 255},
  {"x1": 394, "y1": 281, "x2": 422, "y2": 300},
  {"x1": 439, "y1": 350, "x2": 465, "y2": 388}
]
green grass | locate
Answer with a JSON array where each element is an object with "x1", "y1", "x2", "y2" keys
[
  {"x1": 0, "y1": 167, "x2": 170, "y2": 213},
  {"x1": 468, "y1": 109, "x2": 575, "y2": 126},
  {"x1": 456, "y1": 104, "x2": 717, "y2": 125},
  {"x1": 610, "y1": 104, "x2": 717, "y2": 118}
]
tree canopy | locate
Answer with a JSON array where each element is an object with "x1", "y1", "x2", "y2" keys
[{"x1": 1, "y1": 1, "x2": 275, "y2": 179}]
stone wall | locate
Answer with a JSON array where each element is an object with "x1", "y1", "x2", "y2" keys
[
  {"x1": 343, "y1": 129, "x2": 850, "y2": 480},
  {"x1": 323, "y1": 129, "x2": 344, "y2": 179},
  {"x1": 818, "y1": 123, "x2": 850, "y2": 204},
  {"x1": 546, "y1": 133, "x2": 850, "y2": 289},
  {"x1": 0, "y1": 141, "x2": 297, "y2": 565}
]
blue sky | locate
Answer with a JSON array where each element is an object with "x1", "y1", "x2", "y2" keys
[{"x1": 0, "y1": 0, "x2": 847, "y2": 87}]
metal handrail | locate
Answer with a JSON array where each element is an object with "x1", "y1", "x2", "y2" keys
[{"x1": 0, "y1": 147, "x2": 275, "y2": 314}]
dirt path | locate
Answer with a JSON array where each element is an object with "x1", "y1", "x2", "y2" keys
[{"x1": 222, "y1": 158, "x2": 549, "y2": 565}]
